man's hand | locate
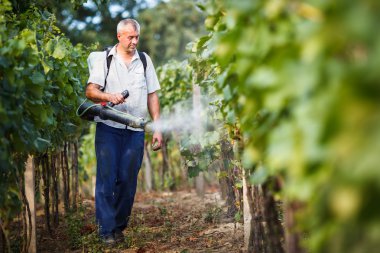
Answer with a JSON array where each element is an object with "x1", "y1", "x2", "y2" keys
[
  {"x1": 86, "y1": 83, "x2": 126, "y2": 104},
  {"x1": 107, "y1": 93, "x2": 125, "y2": 105},
  {"x1": 151, "y1": 132, "x2": 163, "y2": 151}
]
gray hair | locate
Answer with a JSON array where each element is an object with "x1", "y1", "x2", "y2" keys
[{"x1": 117, "y1": 19, "x2": 140, "y2": 34}]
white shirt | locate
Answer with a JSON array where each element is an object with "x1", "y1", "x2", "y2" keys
[{"x1": 87, "y1": 45, "x2": 160, "y2": 130}]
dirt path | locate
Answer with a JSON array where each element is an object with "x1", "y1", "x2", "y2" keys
[{"x1": 37, "y1": 188, "x2": 243, "y2": 252}]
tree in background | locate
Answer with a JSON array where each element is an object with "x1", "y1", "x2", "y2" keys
[
  {"x1": 10, "y1": 0, "x2": 153, "y2": 48},
  {"x1": 55, "y1": 0, "x2": 150, "y2": 47},
  {"x1": 138, "y1": 0, "x2": 206, "y2": 65},
  {"x1": 15, "y1": 0, "x2": 206, "y2": 65}
]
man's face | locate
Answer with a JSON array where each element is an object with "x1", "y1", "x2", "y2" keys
[{"x1": 117, "y1": 24, "x2": 139, "y2": 53}]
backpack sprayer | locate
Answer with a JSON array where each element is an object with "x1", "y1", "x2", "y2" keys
[
  {"x1": 76, "y1": 89, "x2": 153, "y2": 131},
  {"x1": 77, "y1": 49, "x2": 154, "y2": 131}
]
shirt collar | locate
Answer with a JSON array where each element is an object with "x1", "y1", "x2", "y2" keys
[
  {"x1": 131, "y1": 50, "x2": 140, "y2": 62},
  {"x1": 108, "y1": 44, "x2": 117, "y2": 56},
  {"x1": 111, "y1": 44, "x2": 140, "y2": 61}
]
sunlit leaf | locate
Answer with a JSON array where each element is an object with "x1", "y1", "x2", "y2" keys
[{"x1": 52, "y1": 41, "x2": 67, "y2": 59}]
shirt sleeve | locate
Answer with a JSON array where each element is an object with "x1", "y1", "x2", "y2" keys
[
  {"x1": 87, "y1": 51, "x2": 107, "y2": 88},
  {"x1": 144, "y1": 53, "x2": 161, "y2": 94}
]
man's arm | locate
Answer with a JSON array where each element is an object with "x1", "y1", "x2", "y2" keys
[
  {"x1": 86, "y1": 83, "x2": 125, "y2": 104},
  {"x1": 148, "y1": 91, "x2": 163, "y2": 151}
]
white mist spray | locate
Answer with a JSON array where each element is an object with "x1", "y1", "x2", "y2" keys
[{"x1": 145, "y1": 97, "x2": 218, "y2": 137}]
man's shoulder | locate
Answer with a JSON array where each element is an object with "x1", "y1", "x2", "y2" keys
[
  {"x1": 138, "y1": 51, "x2": 155, "y2": 68},
  {"x1": 87, "y1": 51, "x2": 107, "y2": 68},
  {"x1": 138, "y1": 50, "x2": 147, "y2": 61},
  {"x1": 88, "y1": 51, "x2": 107, "y2": 61},
  {"x1": 139, "y1": 51, "x2": 152, "y2": 60}
]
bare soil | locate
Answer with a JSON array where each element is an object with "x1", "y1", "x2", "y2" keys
[{"x1": 33, "y1": 188, "x2": 243, "y2": 253}]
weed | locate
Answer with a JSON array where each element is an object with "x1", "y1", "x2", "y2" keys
[
  {"x1": 66, "y1": 210, "x2": 84, "y2": 249},
  {"x1": 158, "y1": 206, "x2": 168, "y2": 216},
  {"x1": 66, "y1": 204, "x2": 98, "y2": 250},
  {"x1": 234, "y1": 210, "x2": 243, "y2": 223},
  {"x1": 204, "y1": 205, "x2": 222, "y2": 224},
  {"x1": 81, "y1": 231, "x2": 103, "y2": 253}
]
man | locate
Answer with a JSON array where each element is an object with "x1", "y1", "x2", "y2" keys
[{"x1": 86, "y1": 19, "x2": 163, "y2": 245}]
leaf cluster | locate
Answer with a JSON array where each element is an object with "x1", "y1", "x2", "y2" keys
[
  {"x1": 0, "y1": 0, "x2": 91, "y2": 229},
  {"x1": 191, "y1": 0, "x2": 380, "y2": 252}
]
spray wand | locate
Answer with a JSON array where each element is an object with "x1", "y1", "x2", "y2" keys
[{"x1": 76, "y1": 89, "x2": 154, "y2": 131}]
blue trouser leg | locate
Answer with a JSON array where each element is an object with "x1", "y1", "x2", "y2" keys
[
  {"x1": 95, "y1": 123, "x2": 144, "y2": 236},
  {"x1": 114, "y1": 129, "x2": 145, "y2": 231}
]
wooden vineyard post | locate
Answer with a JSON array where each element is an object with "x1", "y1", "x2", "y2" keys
[
  {"x1": 242, "y1": 167, "x2": 253, "y2": 252},
  {"x1": 25, "y1": 155, "x2": 36, "y2": 253},
  {"x1": 143, "y1": 142, "x2": 153, "y2": 192}
]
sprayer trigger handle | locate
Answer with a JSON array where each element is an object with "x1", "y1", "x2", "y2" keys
[
  {"x1": 121, "y1": 90, "x2": 129, "y2": 99},
  {"x1": 108, "y1": 89, "x2": 129, "y2": 107}
]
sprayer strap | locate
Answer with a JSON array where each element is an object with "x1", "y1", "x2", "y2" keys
[
  {"x1": 102, "y1": 48, "x2": 113, "y2": 92},
  {"x1": 103, "y1": 48, "x2": 146, "y2": 89},
  {"x1": 138, "y1": 51, "x2": 147, "y2": 76}
]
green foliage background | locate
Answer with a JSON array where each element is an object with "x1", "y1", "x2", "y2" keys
[
  {"x1": 189, "y1": 0, "x2": 380, "y2": 252},
  {"x1": 138, "y1": 0, "x2": 206, "y2": 65},
  {"x1": 0, "y1": 0, "x2": 89, "y2": 229},
  {"x1": 1, "y1": 0, "x2": 379, "y2": 252}
]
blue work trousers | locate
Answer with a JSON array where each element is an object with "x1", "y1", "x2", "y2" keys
[{"x1": 95, "y1": 123, "x2": 145, "y2": 236}]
